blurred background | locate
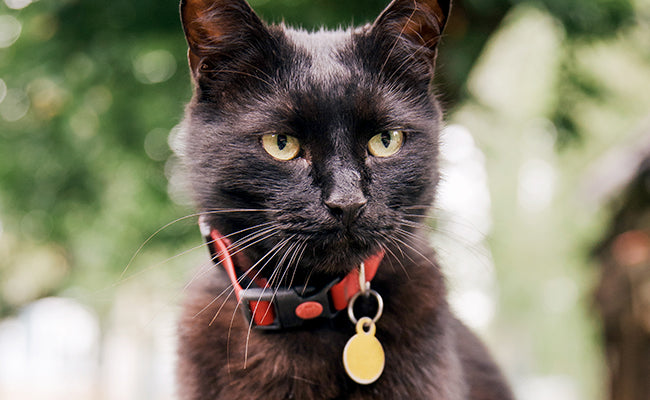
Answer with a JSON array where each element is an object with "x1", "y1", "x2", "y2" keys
[{"x1": 1, "y1": 0, "x2": 650, "y2": 399}]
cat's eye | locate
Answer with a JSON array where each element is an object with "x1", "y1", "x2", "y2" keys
[
  {"x1": 368, "y1": 130, "x2": 404, "y2": 157},
  {"x1": 261, "y1": 133, "x2": 301, "y2": 161}
]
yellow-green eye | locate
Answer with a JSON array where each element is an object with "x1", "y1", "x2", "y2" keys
[
  {"x1": 368, "y1": 130, "x2": 404, "y2": 157},
  {"x1": 261, "y1": 133, "x2": 301, "y2": 160}
]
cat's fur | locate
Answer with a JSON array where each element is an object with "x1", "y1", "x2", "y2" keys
[{"x1": 176, "y1": 0, "x2": 515, "y2": 398}]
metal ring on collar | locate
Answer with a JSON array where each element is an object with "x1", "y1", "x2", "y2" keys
[
  {"x1": 358, "y1": 261, "x2": 370, "y2": 295},
  {"x1": 347, "y1": 289, "x2": 384, "y2": 325}
]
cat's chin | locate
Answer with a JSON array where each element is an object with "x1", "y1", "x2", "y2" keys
[
  {"x1": 299, "y1": 238, "x2": 382, "y2": 276},
  {"x1": 280, "y1": 224, "x2": 388, "y2": 272}
]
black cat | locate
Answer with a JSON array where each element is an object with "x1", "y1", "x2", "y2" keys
[{"x1": 176, "y1": 0, "x2": 515, "y2": 398}]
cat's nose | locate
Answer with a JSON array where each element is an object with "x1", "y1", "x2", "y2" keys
[
  {"x1": 324, "y1": 189, "x2": 367, "y2": 226},
  {"x1": 323, "y1": 159, "x2": 367, "y2": 225}
]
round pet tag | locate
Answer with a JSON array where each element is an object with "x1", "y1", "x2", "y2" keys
[{"x1": 342, "y1": 317, "x2": 385, "y2": 385}]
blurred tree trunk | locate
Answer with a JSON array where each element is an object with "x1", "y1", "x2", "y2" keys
[{"x1": 595, "y1": 159, "x2": 650, "y2": 400}]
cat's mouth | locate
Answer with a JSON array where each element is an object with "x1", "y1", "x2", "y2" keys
[
  {"x1": 281, "y1": 226, "x2": 390, "y2": 275},
  {"x1": 200, "y1": 214, "x2": 392, "y2": 278}
]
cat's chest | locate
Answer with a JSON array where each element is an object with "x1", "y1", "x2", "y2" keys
[
  {"x1": 179, "y1": 266, "x2": 456, "y2": 399},
  {"x1": 215, "y1": 315, "x2": 451, "y2": 399}
]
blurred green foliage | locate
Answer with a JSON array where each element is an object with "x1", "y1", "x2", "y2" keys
[
  {"x1": 2, "y1": 1, "x2": 650, "y2": 399},
  {"x1": 0, "y1": 0, "x2": 637, "y2": 313}
]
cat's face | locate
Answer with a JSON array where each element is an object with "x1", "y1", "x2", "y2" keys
[{"x1": 180, "y1": 0, "x2": 450, "y2": 278}]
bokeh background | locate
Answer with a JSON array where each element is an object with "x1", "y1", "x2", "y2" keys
[{"x1": 1, "y1": 0, "x2": 650, "y2": 399}]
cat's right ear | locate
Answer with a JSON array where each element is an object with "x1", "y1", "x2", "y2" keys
[
  {"x1": 372, "y1": 0, "x2": 451, "y2": 63},
  {"x1": 180, "y1": 0, "x2": 269, "y2": 78}
]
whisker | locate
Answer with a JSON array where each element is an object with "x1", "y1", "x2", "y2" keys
[
  {"x1": 399, "y1": 215, "x2": 493, "y2": 267},
  {"x1": 118, "y1": 222, "x2": 279, "y2": 290},
  {"x1": 225, "y1": 237, "x2": 292, "y2": 373},
  {"x1": 287, "y1": 238, "x2": 311, "y2": 290},
  {"x1": 385, "y1": 40, "x2": 434, "y2": 83},
  {"x1": 199, "y1": 50, "x2": 276, "y2": 86},
  {"x1": 271, "y1": 240, "x2": 300, "y2": 288},
  {"x1": 240, "y1": 236, "x2": 296, "y2": 367},
  {"x1": 378, "y1": 1, "x2": 419, "y2": 77},
  {"x1": 120, "y1": 212, "x2": 206, "y2": 280},
  {"x1": 120, "y1": 208, "x2": 278, "y2": 279},
  {"x1": 243, "y1": 239, "x2": 301, "y2": 364},
  {"x1": 192, "y1": 226, "x2": 282, "y2": 319},
  {"x1": 393, "y1": 230, "x2": 438, "y2": 269},
  {"x1": 114, "y1": 239, "x2": 217, "y2": 287},
  {"x1": 193, "y1": 226, "x2": 281, "y2": 299},
  {"x1": 300, "y1": 265, "x2": 317, "y2": 297},
  {"x1": 203, "y1": 68, "x2": 273, "y2": 87},
  {"x1": 209, "y1": 235, "x2": 291, "y2": 327},
  {"x1": 378, "y1": 235, "x2": 408, "y2": 277},
  {"x1": 227, "y1": 58, "x2": 275, "y2": 84},
  {"x1": 395, "y1": 226, "x2": 432, "y2": 247},
  {"x1": 186, "y1": 225, "x2": 282, "y2": 290},
  {"x1": 399, "y1": 205, "x2": 434, "y2": 210},
  {"x1": 378, "y1": 232, "x2": 411, "y2": 279}
]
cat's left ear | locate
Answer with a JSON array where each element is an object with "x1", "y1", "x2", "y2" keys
[{"x1": 372, "y1": 0, "x2": 451, "y2": 60}]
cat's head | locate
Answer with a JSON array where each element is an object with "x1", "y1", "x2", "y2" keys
[{"x1": 179, "y1": 0, "x2": 450, "y2": 278}]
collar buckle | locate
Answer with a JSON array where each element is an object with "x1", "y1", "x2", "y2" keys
[
  {"x1": 201, "y1": 220, "x2": 384, "y2": 331},
  {"x1": 239, "y1": 279, "x2": 341, "y2": 330}
]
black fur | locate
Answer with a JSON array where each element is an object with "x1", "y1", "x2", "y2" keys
[{"x1": 176, "y1": 0, "x2": 515, "y2": 398}]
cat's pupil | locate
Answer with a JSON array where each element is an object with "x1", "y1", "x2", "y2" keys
[
  {"x1": 381, "y1": 132, "x2": 391, "y2": 148},
  {"x1": 277, "y1": 134, "x2": 288, "y2": 150}
]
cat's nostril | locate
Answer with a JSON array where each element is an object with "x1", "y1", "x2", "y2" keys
[{"x1": 324, "y1": 196, "x2": 367, "y2": 225}]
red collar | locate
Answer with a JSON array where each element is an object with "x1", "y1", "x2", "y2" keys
[{"x1": 207, "y1": 229, "x2": 384, "y2": 330}]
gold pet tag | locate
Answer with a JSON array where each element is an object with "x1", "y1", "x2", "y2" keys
[{"x1": 342, "y1": 317, "x2": 385, "y2": 385}]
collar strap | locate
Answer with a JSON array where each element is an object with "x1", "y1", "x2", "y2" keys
[{"x1": 206, "y1": 228, "x2": 384, "y2": 330}]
